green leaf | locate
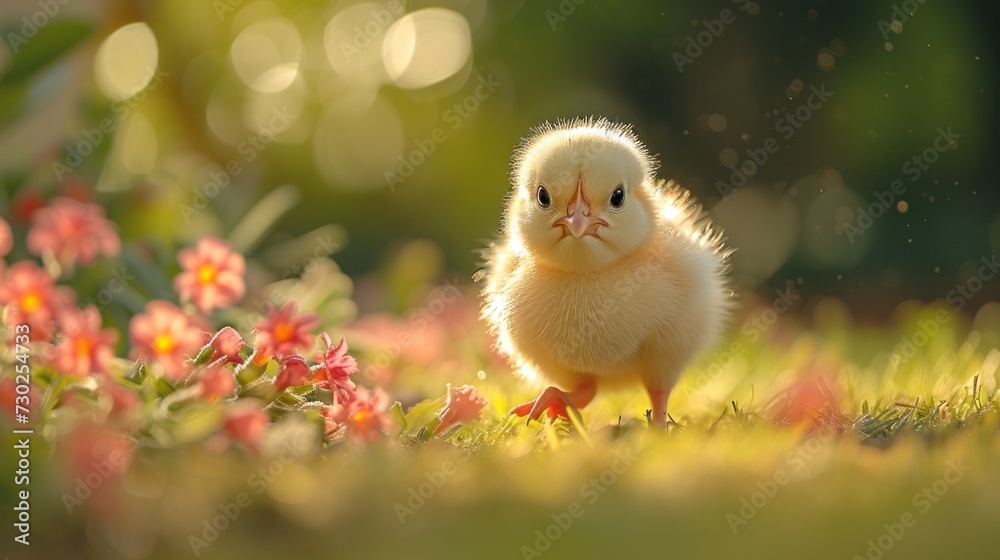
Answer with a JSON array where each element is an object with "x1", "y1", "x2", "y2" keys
[
  {"x1": 119, "y1": 246, "x2": 176, "y2": 303},
  {"x1": 305, "y1": 386, "x2": 332, "y2": 405},
  {"x1": 192, "y1": 344, "x2": 214, "y2": 366},
  {"x1": 402, "y1": 398, "x2": 443, "y2": 435},
  {"x1": 235, "y1": 362, "x2": 265, "y2": 386},
  {"x1": 389, "y1": 401, "x2": 406, "y2": 430},
  {"x1": 154, "y1": 376, "x2": 176, "y2": 397},
  {"x1": 276, "y1": 391, "x2": 303, "y2": 407},
  {"x1": 168, "y1": 404, "x2": 224, "y2": 444},
  {"x1": 419, "y1": 418, "x2": 441, "y2": 442},
  {"x1": 228, "y1": 184, "x2": 301, "y2": 254},
  {"x1": 0, "y1": 80, "x2": 29, "y2": 128},
  {"x1": 1, "y1": 19, "x2": 93, "y2": 87},
  {"x1": 238, "y1": 378, "x2": 278, "y2": 403},
  {"x1": 566, "y1": 406, "x2": 592, "y2": 446},
  {"x1": 128, "y1": 362, "x2": 148, "y2": 385}
]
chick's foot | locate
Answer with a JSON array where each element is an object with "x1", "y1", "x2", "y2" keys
[{"x1": 509, "y1": 379, "x2": 596, "y2": 422}]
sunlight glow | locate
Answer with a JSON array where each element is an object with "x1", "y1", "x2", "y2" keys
[
  {"x1": 382, "y1": 8, "x2": 471, "y2": 90},
  {"x1": 231, "y1": 19, "x2": 303, "y2": 93},
  {"x1": 325, "y1": 3, "x2": 395, "y2": 78},
  {"x1": 94, "y1": 23, "x2": 159, "y2": 100}
]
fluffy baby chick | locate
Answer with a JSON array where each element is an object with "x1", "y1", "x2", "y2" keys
[{"x1": 478, "y1": 118, "x2": 733, "y2": 425}]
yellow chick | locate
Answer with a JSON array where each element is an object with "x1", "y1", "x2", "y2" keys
[{"x1": 478, "y1": 118, "x2": 733, "y2": 425}]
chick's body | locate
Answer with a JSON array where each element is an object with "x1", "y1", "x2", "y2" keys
[{"x1": 480, "y1": 118, "x2": 732, "y2": 423}]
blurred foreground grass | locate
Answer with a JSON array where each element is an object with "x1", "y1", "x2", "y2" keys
[{"x1": 4, "y1": 295, "x2": 1000, "y2": 560}]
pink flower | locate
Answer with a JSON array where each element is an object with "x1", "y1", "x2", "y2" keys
[
  {"x1": 52, "y1": 306, "x2": 118, "y2": 376},
  {"x1": 274, "y1": 354, "x2": 313, "y2": 391},
  {"x1": 195, "y1": 363, "x2": 236, "y2": 401},
  {"x1": 254, "y1": 301, "x2": 319, "y2": 359},
  {"x1": 26, "y1": 197, "x2": 120, "y2": 269},
  {"x1": 207, "y1": 326, "x2": 248, "y2": 364},
  {"x1": 0, "y1": 217, "x2": 12, "y2": 258},
  {"x1": 314, "y1": 333, "x2": 358, "y2": 401},
  {"x1": 435, "y1": 383, "x2": 487, "y2": 434},
  {"x1": 224, "y1": 402, "x2": 269, "y2": 454},
  {"x1": 173, "y1": 237, "x2": 245, "y2": 313},
  {"x1": 320, "y1": 405, "x2": 346, "y2": 440},
  {"x1": 766, "y1": 373, "x2": 845, "y2": 430},
  {"x1": 323, "y1": 387, "x2": 391, "y2": 443},
  {"x1": 0, "y1": 261, "x2": 75, "y2": 341},
  {"x1": 128, "y1": 301, "x2": 208, "y2": 381}
]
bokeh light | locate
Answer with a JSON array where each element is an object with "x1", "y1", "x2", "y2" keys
[
  {"x1": 382, "y1": 8, "x2": 472, "y2": 90},
  {"x1": 230, "y1": 18, "x2": 303, "y2": 93},
  {"x1": 94, "y1": 22, "x2": 159, "y2": 99}
]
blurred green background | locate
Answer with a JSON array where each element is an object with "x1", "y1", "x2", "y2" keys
[{"x1": 0, "y1": 0, "x2": 997, "y2": 316}]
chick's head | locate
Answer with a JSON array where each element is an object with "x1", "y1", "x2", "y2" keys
[{"x1": 507, "y1": 119, "x2": 656, "y2": 272}]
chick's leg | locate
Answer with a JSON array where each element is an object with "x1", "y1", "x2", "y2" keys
[
  {"x1": 644, "y1": 381, "x2": 670, "y2": 428},
  {"x1": 509, "y1": 378, "x2": 597, "y2": 422}
]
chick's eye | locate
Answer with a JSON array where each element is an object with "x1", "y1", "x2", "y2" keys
[
  {"x1": 610, "y1": 185, "x2": 626, "y2": 208},
  {"x1": 536, "y1": 186, "x2": 551, "y2": 209}
]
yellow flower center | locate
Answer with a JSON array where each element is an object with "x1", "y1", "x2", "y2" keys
[
  {"x1": 75, "y1": 337, "x2": 92, "y2": 357},
  {"x1": 273, "y1": 321, "x2": 295, "y2": 343},
  {"x1": 20, "y1": 293, "x2": 42, "y2": 314},
  {"x1": 351, "y1": 409, "x2": 374, "y2": 430},
  {"x1": 152, "y1": 333, "x2": 175, "y2": 354},
  {"x1": 197, "y1": 263, "x2": 217, "y2": 285}
]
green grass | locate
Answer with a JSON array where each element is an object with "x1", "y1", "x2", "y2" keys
[{"x1": 6, "y1": 298, "x2": 1000, "y2": 560}]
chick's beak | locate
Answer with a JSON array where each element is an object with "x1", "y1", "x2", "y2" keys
[{"x1": 555, "y1": 181, "x2": 607, "y2": 238}]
